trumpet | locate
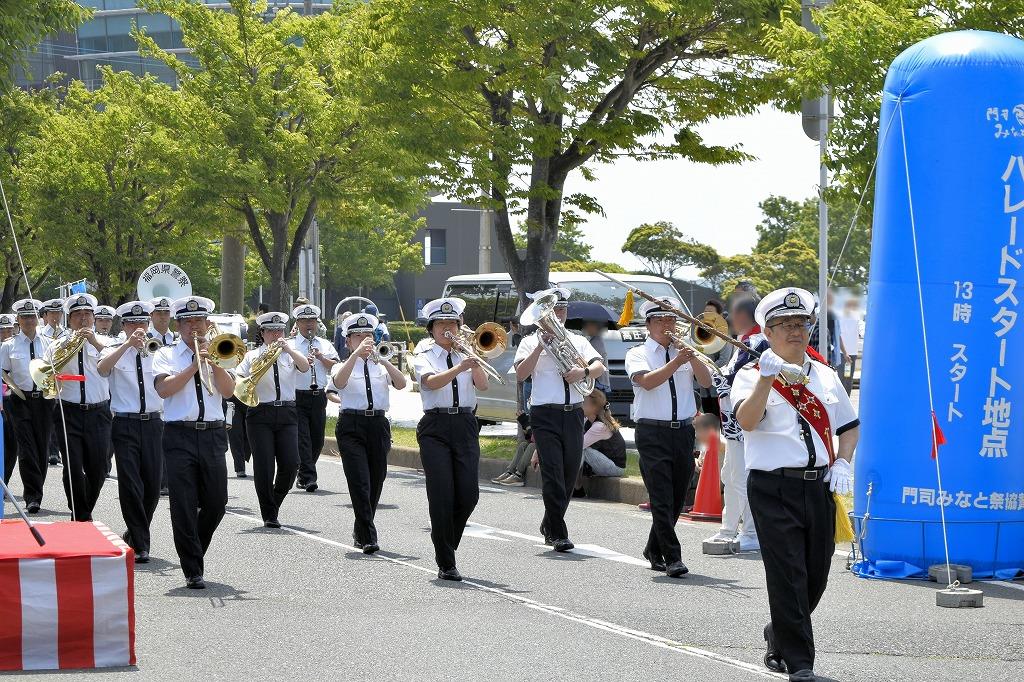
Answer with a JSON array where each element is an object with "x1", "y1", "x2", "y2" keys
[
  {"x1": 443, "y1": 327, "x2": 506, "y2": 385},
  {"x1": 141, "y1": 337, "x2": 163, "y2": 357},
  {"x1": 368, "y1": 341, "x2": 395, "y2": 364}
]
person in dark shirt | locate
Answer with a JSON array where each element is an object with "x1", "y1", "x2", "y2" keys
[{"x1": 572, "y1": 389, "x2": 627, "y2": 497}]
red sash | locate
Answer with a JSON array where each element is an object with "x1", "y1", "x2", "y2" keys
[{"x1": 770, "y1": 378, "x2": 835, "y2": 466}]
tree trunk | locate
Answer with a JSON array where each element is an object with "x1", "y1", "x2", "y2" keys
[
  {"x1": 268, "y1": 212, "x2": 290, "y2": 312},
  {"x1": 220, "y1": 224, "x2": 246, "y2": 314}
]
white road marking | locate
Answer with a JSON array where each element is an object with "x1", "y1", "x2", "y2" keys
[{"x1": 223, "y1": 510, "x2": 784, "y2": 680}]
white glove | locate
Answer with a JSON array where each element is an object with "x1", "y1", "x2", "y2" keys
[
  {"x1": 825, "y1": 458, "x2": 853, "y2": 495},
  {"x1": 758, "y1": 349, "x2": 785, "y2": 377}
]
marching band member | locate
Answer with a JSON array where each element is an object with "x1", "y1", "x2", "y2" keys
[
  {"x1": 514, "y1": 287, "x2": 605, "y2": 552},
  {"x1": 625, "y1": 297, "x2": 712, "y2": 577},
  {"x1": 0, "y1": 300, "x2": 51, "y2": 513},
  {"x1": 94, "y1": 305, "x2": 116, "y2": 339},
  {"x1": 98, "y1": 301, "x2": 163, "y2": 564},
  {"x1": 39, "y1": 298, "x2": 64, "y2": 340},
  {"x1": 0, "y1": 314, "x2": 14, "y2": 341},
  {"x1": 330, "y1": 312, "x2": 406, "y2": 553},
  {"x1": 47, "y1": 293, "x2": 112, "y2": 521},
  {"x1": 152, "y1": 296, "x2": 234, "y2": 589},
  {"x1": 733, "y1": 288, "x2": 858, "y2": 680},
  {"x1": 412, "y1": 297, "x2": 487, "y2": 581},
  {"x1": 148, "y1": 297, "x2": 177, "y2": 346},
  {"x1": 706, "y1": 295, "x2": 764, "y2": 551},
  {"x1": 1, "y1": 313, "x2": 22, "y2": 499},
  {"x1": 234, "y1": 311, "x2": 309, "y2": 528},
  {"x1": 290, "y1": 303, "x2": 339, "y2": 492}
]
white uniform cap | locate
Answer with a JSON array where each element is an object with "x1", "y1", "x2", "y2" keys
[
  {"x1": 256, "y1": 311, "x2": 289, "y2": 330},
  {"x1": 341, "y1": 313, "x2": 379, "y2": 336},
  {"x1": 63, "y1": 293, "x2": 98, "y2": 315},
  {"x1": 94, "y1": 305, "x2": 116, "y2": 320},
  {"x1": 150, "y1": 297, "x2": 173, "y2": 312},
  {"x1": 172, "y1": 296, "x2": 215, "y2": 320},
  {"x1": 41, "y1": 298, "x2": 64, "y2": 313},
  {"x1": 0, "y1": 314, "x2": 14, "y2": 328},
  {"x1": 116, "y1": 300, "x2": 155, "y2": 323},
  {"x1": 422, "y1": 297, "x2": 466, "y2": 322},
  {"x1": 12, "y1": 298, "x2": 43, "y2": 317},
  {"x1": 292, "y1": 304, "x2": 322, "y2": 320},
  {"x1": 755, "y1": 288, "x2": 817, "y2": 327},
  {"x1": 526, "y1": 287, "x2": 571, "y2": 303},
  {"x1": 639, "y1": 297, "x2": 682, "y2": 320}
]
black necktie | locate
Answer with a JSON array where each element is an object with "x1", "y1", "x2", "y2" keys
[
  {"x1": 192, "y1": 352, "x2": 205, "y2": 421},
  {"x1": 446, "y1": 353, "x2": 459, "y2": 407},
  {"x1": 135, "y1": 352, "x2": 147, "y2": 413},
  {"x1": 665, "y1": 348, "x2": 677, "y2": 422},
  {"x1": 272, "y1": 360, "x2": 281, "y2": 402},
  {"x1": 28, "y1": 339, "x2": 37, "y2": 391},
  {"x1": 363, "y1": 360, "x2": 374, "y2": 410},
  {"x1": 77, "y1": 349, "x2": 86, "y2": 404}
]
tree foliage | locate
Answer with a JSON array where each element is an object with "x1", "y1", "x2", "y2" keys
[
  {"x1": 358, "y1": 0, "x2": 791, "y2": 307},
  {"x1": 621, "y1": 221, "x2": 719, "y2": 278},
  {"x1": 548, "y1": 259, "x2": 628, "y2": 273},
  {"x1": 320, "y1": 201, "x2": 425, "y2": 292},
  {"x1": 514, "y1": 222, "x2": 592, "y2": 261},
  {"x1": 0, "y1": 0, "x2": 87, "y2": 90}
]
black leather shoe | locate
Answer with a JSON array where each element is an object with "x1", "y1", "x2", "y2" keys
[
  {"x1": 572, "y1": 486, "x2": 586, "y2": 498},
  {"x1": 305, "y1": 482, "x2": 318, "y2": 493},
  {"x1": 553, "y1": 539, "x2": 574, "y2": 552},
  {"x1": 539, "y1": 522, "x2": 553, "y2": 546},
  {"x1": 763, "y1": 623, "x2": 788, "y2": 673},
  {"x1": 160, "y1": 486, "x2": 169, "y2": 496},
  {"x1": 666, "y1": 561, "x2": 689, "y2": 578},
  {"x1": 362, "y1": 543, "x2": 379, "y2": 555},
  {"x1": 295, "y1": 480, "x2": 306, "y2": 490},
  {"x1": 642, "y1": 549, "x2": 666, "y2": 572},
  {"x1": 135, "y1": 551, "x2": 150, "y2": 564},
  {"x1": 789, "y1": 670, "x2": 815, "y2": 681},
  {"x1": 235, "y1": 470, "x2": 247, "y2": 478},
  {"x1": 49, "y1": 455, "x2": 59, "y2": 466},
  {"x1": 264, "y1": 519, "x2": 282, "y2": 529},
  {"x1": 438, "y1": 567, "x2": 462, "y2": 581},
  {"x1": 186, "y1": 575, "x2": 205, "y2": 589},
  {"x1": 26, "y1": 502, "x2": 40, "y2": 514}
]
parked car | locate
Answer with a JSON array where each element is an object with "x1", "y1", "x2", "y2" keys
[{"x1": 439, "y1": 272, "x2": 690, "y2": 425}]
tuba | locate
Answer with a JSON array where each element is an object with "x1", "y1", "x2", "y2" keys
[
  {"x1": 233, "y1": 341, "x2": 284, "y2": 407},
  {"x1": 136, "y1": 262, "x2": 192, "y2": 301},
  {"x1": 519, "y1": 293, "x2": 595, "y2": 397},
  {"x1": 29, "y1": 329, "x2": 90, "y2": 399}
]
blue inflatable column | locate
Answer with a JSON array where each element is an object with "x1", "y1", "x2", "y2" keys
[{"x1": 856, "y1": 31, "x2": 1024, "y2": 579}]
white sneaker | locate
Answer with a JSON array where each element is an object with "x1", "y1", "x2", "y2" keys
[
  {"x1": 738, "y1": 533, "x2": 760, "y2": 552},
  {"x1": 705, "y1": 530, "x2": 737, "y2": 543}
]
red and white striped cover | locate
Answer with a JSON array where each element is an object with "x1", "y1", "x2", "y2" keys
[{"x1": 0, "y1": 520, "x2": 136, "y2": 671}]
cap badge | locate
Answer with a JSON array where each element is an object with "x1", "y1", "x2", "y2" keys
[
  {"x1": 186, "y1": 299, "x2": 198, "y2": 312},
  {"x1": 77, "y1": 296, "x2": 87, "y2": 306},
  {"x1": 441, "y1": 302, "x2": 454, "y2": 314},
  {"x1": 784, "y1": 293, "x2": 801, "y2": 309},
  {"x1": 132, "y1": 304, "x2": 143, "y2": 315},
  {"x1": 357, "y1": 316, "x2": 368, "y2": 326}
]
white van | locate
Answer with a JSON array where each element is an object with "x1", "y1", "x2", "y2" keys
[{"x1": 440, "y1": 272, "x2": 690, "y2": 424}]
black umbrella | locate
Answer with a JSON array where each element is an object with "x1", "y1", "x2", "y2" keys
[{"x1": 565, "y1": 300, "x2": 619, "y2": 330}]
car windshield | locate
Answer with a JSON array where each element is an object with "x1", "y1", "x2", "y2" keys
[{"x1": 558, "y1": 280, "x2": 687, "y2": 321}]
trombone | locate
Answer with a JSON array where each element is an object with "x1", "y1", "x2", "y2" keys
[{"x1": 443, "y1": 322, "x2": 508, "y2": 385}]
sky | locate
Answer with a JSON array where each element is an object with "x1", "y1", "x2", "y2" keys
[{"x1": 564, "y1": 106, "x2": 823, "y2": 277}]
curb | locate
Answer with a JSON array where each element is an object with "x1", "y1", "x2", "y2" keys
[{"x1": 320, "y1": 436, "x2": 651, "y2": 506}]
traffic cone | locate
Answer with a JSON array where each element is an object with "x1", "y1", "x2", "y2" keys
[{"x1": 684, "y1": 436, "x2": 723, "y2": 521}]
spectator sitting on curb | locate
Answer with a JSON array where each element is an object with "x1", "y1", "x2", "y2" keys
[
  {"x1": 492, "y1": 411, "x2": 534, "y2": 487},
  {"x1": 571, "y1": 390, "x2": 626, "y2": 498}
]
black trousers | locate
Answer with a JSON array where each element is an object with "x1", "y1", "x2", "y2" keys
[
  {"x1": 635, "y1": 422, "x2": 695, "y2": 564},
  {"x1": 2, "y1": 396, "x2": 19, "y2": 484},
  {"x1": 112, "y1": 417, "x2": 164, "y2": 554},
  {"x1": 54, "y1": 402, "x2": 112, "y2": 521},
  {"x1": 416, "y1": 411, "x2": 480, "y2": 570},
  {"x1": 530, "y1": 406, "x2": 584, "y2": 541},
  {"x1": 164, "y1": 422, "x2": 228, "y2": 579},
  {"x1": 336, "y1": 413, "x2": 390, "y2": 545},
  {"x1": 296, "y1": 390, "x2": 328, "y2": 486},
  {"x1": 228, "y1": 397, "x2": 250, "y2": 473},
  {"x1": 747, "y1": 470, "x2": 836, "y2": 673},
  {"x1": 245, "y1": 404, "x2": 299, "y2": 522},
  {"x1": 6, "y1": 395, "x2": 51, "y2": 506}
]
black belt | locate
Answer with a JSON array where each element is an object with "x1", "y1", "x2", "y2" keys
[
  {"x1": 342, "y1": 409, "x2": 386, "y2": 417},
  {"x1": 637, "y1": 417, "x2": 694, "y2": 429},
  {"x1": 533, "y1": 403, "x2": 582, "y2": 412},
  {"x1": 170, "y1": 420, "x2": 225, "y2": 430},
  {"x1": 424, "y1": 407, "x2": 474, "y2": 414},
  {"x1": 114, "y1": 411, "x2": 162, "y2": 421},
  {"x1": 762, "y1": 467, "x2": 829, "y2": 481},
  {"x1": 257, "y1": 400, "x2": 296, "y2": 407},
  {"x1": 60, "y1": 399, "x2": 109, "y2": 411},
  {"x1": 296, "y1": 389, "x2": 324, "y2": 396},
  {"x1": 16, "y1": 390, "x2": 45, "y2": 399}
]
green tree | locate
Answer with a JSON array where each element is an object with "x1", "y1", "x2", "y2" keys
[
  {"x1": 702, "y1": 238, "x2": 819, "y2": 294},
  {"x1": 135, "y1": 0, "x2": 432, "y2": 310},
  {"x1": 359, "y1": 0, "x2": 790, "y2": 308},
  {"x1": 621, "y1": 221, "x2": 719, "y2": 278},
  {"x1": 321, "y1": 201, "x2": 424, "y2": 292},
  {"x1": 0, "y1": 1, "x2": 87, "y2": 90},
  {"x1": 18, "y1": 71, "x2": 203, "y2": 304},
  {"x1": 0, "y1": 84, "x2": 62, "y2": 309},
  {"x1": 514, "y1": 222, "x2": 592, "y2": 261},
  {"x1": 548, "y1": 259, "x2": 628, "y2": 274}
]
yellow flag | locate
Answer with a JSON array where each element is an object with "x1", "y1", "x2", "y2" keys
[
  {"x1": 834, "y1": 493, "x2": 855, "y2": 543},
  {"x1": 618, "y1": 290, "x2": 635, "y2": 327}
]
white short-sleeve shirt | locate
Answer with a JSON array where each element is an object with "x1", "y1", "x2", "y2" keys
[
  {"x1": 0, "y1": 332, "x2": 50, "y2": 392},
  {"x1": 330, "y1": 358, "x2": 392, "y2": 411},
  {"x1": 151, "y1": 340, "x2": 225, "y2": 422},
  {"x1": 624, "y1": 337, "x2": 698, "y2": 421},
  {"x1": 100, "y1": 344, "x2": 164, "y2": 414},
  {"x1": 235, "y1": 347, "x2": 299, "y2": 403},
  {"x1": 413, "y1": 344, "x2": 477, "y2": 410},
  {"x1": 730, "y1": 356, "x2": 858, "y2": 471},
  {"x1": 289, "y1": 335, "x2": 339, "y2": 390},
  {"x1": 44, "y1": 335, "x2": 109, "y2": 404},
  {"x1": 514, "y1": 331, "x2": 601, "y2": 406}
]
